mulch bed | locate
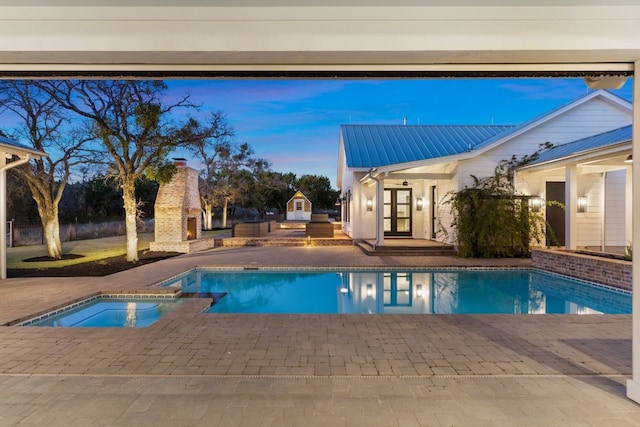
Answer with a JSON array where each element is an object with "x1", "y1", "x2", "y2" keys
[{"x1": 7, "y1": 251, "x2": 181, "y2": 278}]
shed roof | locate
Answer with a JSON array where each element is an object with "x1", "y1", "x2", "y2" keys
[
  {"x1": 522, "y1": 124, "x2": 632, "y2": 167},
  {"x1": 341, "y1": 124, "x2": 514, "y2": 169}
]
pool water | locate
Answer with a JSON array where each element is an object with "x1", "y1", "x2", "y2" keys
[
  {"x1": 23, "y1": 297, "x2": 183, "y2": 327},
  {"x1": 162, "y1": 269, "x2": 631, "y2": 315}
]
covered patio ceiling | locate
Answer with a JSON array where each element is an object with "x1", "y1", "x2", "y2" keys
[{"x1": 0, "y1": 0, "x2": 639, "y2": 75}]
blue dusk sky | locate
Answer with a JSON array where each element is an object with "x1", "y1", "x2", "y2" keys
[
  {"x1": 0, "y1": 78, "x2": 633, "y2": 188},
  {"x1": 166, "y1": 78, "x2": 632, "y2": 188}
]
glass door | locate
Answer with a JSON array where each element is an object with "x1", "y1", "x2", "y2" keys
[{"x1": 384, "y1": 188, "x2": 412, "y2": 236}]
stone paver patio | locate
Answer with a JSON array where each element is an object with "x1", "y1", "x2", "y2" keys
[{"x1": 0, "y1": 245, "x2": 638, "y2": 426}]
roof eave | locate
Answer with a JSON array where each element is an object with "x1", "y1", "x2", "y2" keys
[
  {"x1": 0, "y1": 142, "x2": 48, "y2": 159},
  {"x1": 375, "y1": 151, "x2": 474, "y2": 174},
  {"x1": 517, "y1": 140, "x2": 631, "y2": 172}
]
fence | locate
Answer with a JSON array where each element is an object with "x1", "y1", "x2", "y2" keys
[{"x1": 8, "y1": 219, "x2": 155, "y2": 247}]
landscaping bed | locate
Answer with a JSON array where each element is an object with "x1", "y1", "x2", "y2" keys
[{"x1": 7, "y1": 251, "x2": 181, "y2": 278}]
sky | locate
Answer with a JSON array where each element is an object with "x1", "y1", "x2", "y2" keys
[
  {"x1": 165, "y1": 78, "x2": 633, "y2": 187},
  {"x1": 0, "y1": 78, "x2": 633, "y2": 188}
]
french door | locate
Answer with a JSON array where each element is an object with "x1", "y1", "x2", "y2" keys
[{"x1": 384, "y1": 188, "x2": 412, "y2": 236}]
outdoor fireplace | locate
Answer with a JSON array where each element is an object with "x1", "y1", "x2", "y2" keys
[{"x1": 149, "y1": 159, "x2": 214, "y2": 253}]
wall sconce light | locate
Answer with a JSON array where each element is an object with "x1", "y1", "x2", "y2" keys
[
  {"x1": 577, "y1": 196, "x2": 587, "y2": 213},
  {"x1": 335, "y1": 196, "x2": 342, "y2": 206},
  {"x1": 366, "y1": 199, "x2": 373, "y2": 211},
  {"x1": 366, "y1": 283, "x2": 373, "y2": 297},
  {"x1": 529, "y1": 196, "x2": 543, "y2": 212},
  {"x1": 625, "y1": 154, "x2": 633, "y2": 163},
  {"x1": 416, "y1": 198, "x2": 423, "y2": 211},
  {"x1": 416, "y1": 284, "x2": 423, "y2": 298}
]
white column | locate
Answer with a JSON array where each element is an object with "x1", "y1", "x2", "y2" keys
[
  {"x1": 0, "y1": 152, "x2": 6, "y2": 280},
  {"x1": 627, "y1": 59, "x2": 640, "y2": 404},
  {"x1": 565, "y1": 165, "x2": 578, "y2": 250},
  {"x1": 375, "y1": 177, "x2": 385, "y2": 247},
  {"x1": 626, "y1": 166, "x2": 633, "y2": 247}
]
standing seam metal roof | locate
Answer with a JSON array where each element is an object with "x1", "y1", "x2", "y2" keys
[
  {"x1": 341, "y1": 124, "x2": 515, "y2": 168},
  {"x1": 524, "y1": 124, "x2": 632, "y2": 166}
]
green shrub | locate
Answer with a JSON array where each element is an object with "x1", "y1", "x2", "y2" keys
[{"x1": 443, "y1": 144, "x2": 552, "y2": 258}]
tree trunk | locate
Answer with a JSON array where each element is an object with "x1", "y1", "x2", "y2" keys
[
  {"x1": 122, "y1": 179, "x2": 139, "y2": 262},
  {"x1": 221, "y1": 197, "x2": 229, "y2": 229},
  {"x1": 30, "y1": 185, "x2": 63, "y2": 260},
  {"x1": 202, "y1": 203, "x2": 213, "y2": 230},
  {"x1": 41, "y1": 208, "x2": 62, "y2": 259}
]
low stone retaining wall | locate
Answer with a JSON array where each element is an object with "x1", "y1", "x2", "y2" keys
[
  {"x1": 215, "y1": 238, "x2": 352, "y2": 248},
  {"x1": 149, "y1": 237, "x2": 215, "y2": 254},
  {"x1": 532, "y1": 248, "x2": 632, "y2": 291}
]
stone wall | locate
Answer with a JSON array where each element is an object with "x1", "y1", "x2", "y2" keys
[{"x1": 532, "y1": 248, "x2": 632, "y2": 291}]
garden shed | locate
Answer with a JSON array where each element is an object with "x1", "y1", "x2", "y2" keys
[{"x1": 286, "y1": 191, "x2": 312, "y2": 221}]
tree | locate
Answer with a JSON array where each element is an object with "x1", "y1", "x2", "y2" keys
[
  {"x1": 249, "y1": 170, "x2": 292, "y2": 216},
  {"x1": 39, "y1": 80, "x2": 207, "y2": 261},
  {"x1": 208, "y1": 142, "x2": 270, "y2": 228},
  {"x1": 0, "y1": 80, "x2": 87, "y2": 259},
  {"x1": 188, "y1": 114, "x2": 269, "y2": 229},
  {"x1": 295, "y1": 174, "x2": 340, "y2": 210},
  {"x1": 186, "y1": 112, "x2": 234, "y2": 230}
]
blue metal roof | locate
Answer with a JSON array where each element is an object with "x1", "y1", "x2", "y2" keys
[
  {"x1": 0, "y1": 135, "x2": 43, "y2": 153},
  {"x1": 341, "y1": 124, "x2": 515, "y2": 168},
  {"x1": 525, "y1": 124, "x2": 632, "y2": 166}
]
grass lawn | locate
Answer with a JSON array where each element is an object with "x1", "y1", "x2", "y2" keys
[{"x1": 6, "y1": 230, "x2": 229, "y2": 270}]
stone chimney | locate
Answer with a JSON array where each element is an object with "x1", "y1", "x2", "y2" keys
[{"x1": 149, "y1": 159, "x2": 214, "y2": 253}]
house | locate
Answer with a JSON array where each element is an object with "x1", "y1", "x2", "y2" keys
[
  {"x1": 286, "y1": 190, "x2": 312, "y2": 221},
  {"x1": 337, "y1": 90, "x2": 632, "y2": 251}
]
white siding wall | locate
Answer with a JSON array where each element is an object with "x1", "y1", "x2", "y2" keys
[
  {"x1": 577, "y1": 172, "x2": 603, "y2": 248},
  {"x1": 604, "y1": 169, "x2": 627, "y2": 249},
  {"x1": 433, "y1": 174, "x2": 460, "y2": 244},
  {"x1": 353, "y1": 178, "x2": 377, "y2": 239},
  {"x1": 411, "y1": 181, "x2": 427, "y2": 239},
  {"x1": 338, "y1": 152, "x2": 355, "y2": 236}
]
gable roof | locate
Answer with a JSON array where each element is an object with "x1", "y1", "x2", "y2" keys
[
  {"x1": 341, "y1": 124, "x2": 514, "y2": 169},
  {"x1": 462, "y1": 89, "x2": 632, "y2": 157},
  {"x1": 520, "y1": 124, "x2": 632, "y2": 168}
]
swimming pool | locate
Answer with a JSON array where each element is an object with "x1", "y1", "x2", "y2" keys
[
  {"x1": 22, "y1": 296, "x2": 184, "y2": 327},
  {"x1": 160, "y1": 268, "x2": 631, "y2": 315}
]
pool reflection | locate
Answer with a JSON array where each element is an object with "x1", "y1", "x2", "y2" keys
[
  {"x1": 170, "y1": 269, "x2": 631, "y2": 315},
  {"x1": 341, "y1": 270, "x2": 630, "y2": 315}
]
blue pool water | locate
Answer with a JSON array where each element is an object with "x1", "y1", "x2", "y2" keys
[
  {"x1": 161, "y1": 269, "x2": 631, "y2": 315},
  {"x1": 23, "y1": 297, "x2": 183, "y2": 327}
]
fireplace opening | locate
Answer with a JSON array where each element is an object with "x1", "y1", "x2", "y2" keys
[{"x1": 187, "y1": 217, "x2": 197, "y2": 241}]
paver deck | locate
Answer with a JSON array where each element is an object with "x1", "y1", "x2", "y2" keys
[{"x1": 0, "y1": 245, "x2": 638, "y2": 426}]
